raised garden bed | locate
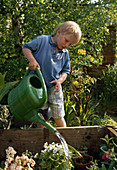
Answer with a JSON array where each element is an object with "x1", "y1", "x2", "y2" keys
[{"x1": 0, "y1": 125, "x2": 117, "y2": 160}]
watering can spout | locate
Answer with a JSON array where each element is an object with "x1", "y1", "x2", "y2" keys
[{"x1": 25, "y1": 109, "x2": 57, "y2": 133}]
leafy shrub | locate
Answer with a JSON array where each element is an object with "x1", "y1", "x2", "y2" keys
[{"x1": 93, "y1": 63, "x2": 117, "y2": 114}]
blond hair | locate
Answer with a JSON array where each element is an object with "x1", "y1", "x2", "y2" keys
[{"x1": 54, "y1": 21, "x2": 82, "y2": 40}]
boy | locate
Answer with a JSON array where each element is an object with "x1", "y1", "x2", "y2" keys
[{"x1": 22, "y1": 21, "x2": 81, "y2": 127}]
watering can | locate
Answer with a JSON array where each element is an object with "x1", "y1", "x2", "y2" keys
[{"x1": 8, "y1": 67, "x2": 57, "y2": 133}]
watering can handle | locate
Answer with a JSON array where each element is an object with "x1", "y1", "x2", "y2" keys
[
  {"x1": 24, "y1": 67, "x2": 43, "y2": 78},
  {"x1": 24, "y1": 67, "x2": 47, "y2": 102}
]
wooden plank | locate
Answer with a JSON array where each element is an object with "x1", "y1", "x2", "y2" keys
[
  {"x1": 0, "y1": 125, "x2": 114, "y2": 159},
  {"x1": 0, "y1": 129, "x2": 44, "y2": 159},
  {"x1": 49, "y1": 126, "x2": 109, "y2": 155}
]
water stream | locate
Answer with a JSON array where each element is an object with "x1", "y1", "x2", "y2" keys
[
  {"x1": 55, "y1": 131, "x2": 70, "y2": 160},
  {"x1": 31, "y1": 113, "x2": 70, "y2": 160}
]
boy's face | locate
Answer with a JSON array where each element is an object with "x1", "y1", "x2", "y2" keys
[{"x1": 56, "y1": 29, "x2": 79, "y2": 50}]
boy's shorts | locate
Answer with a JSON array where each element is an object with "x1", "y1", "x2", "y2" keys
[{"x1": 41, "y1": 85, "x2": 65, "y2": 119}]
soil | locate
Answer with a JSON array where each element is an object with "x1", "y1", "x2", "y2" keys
[{"x1": 75, "y1": 155, "x2": 93, "y2": 164}]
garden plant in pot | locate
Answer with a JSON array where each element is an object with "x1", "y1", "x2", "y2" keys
[{"x1": 68, "y1": 145, "x2": 93, "y2": 170}]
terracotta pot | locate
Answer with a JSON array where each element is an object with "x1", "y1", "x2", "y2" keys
[{"x1": 73, "y1": 155, "x2": 93, "y2": 170}]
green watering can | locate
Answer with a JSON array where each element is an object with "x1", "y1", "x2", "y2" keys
[{"x1": 8, "y1": 67, "x2": 57, "y2": 133}]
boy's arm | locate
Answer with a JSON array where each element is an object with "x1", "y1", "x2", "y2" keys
[
  {"x1": 57, "y1": 72, "x2": 68, "y2": 84},
  {"x1": 50, "y1": 72, "x2": 68, "y2": 92},
  {"x1": 22, "y1": 48, "x2": 40, "y2": 70}
]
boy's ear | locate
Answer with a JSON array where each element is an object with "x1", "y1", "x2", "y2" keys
[{"x1": 57, "y1": 29, "x2": 62, "y2": 35}]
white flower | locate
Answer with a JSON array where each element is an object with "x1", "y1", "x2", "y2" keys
[
  {"x1": 34, "y1": 153, "x2": 38, "y2": 158},
  {"x1": 53, "y1": 148, "x2": 58, "y2": 154},
  {"x1": 48, "y1": 145, "x2": 53, "y2": 151},
  {"x1": 59, "y1": 149, "x2": 63, "y2": 154},
  {"x1": 41, "y1": 149, "x2": 47, "y2": 153},
  {"x1": 55, "y1": 143, "x2": 59, "y2": 147},
  {"x1": 44, "y1": 142, "x2": 48, "y2": 149}
]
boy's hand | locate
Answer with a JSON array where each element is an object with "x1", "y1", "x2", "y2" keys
[
  {"x1": 50, "y1": 80, "x2": 61, "y2": 92},
  {"x1": 50, "y1": 73, "x2": 67, "y2": 92},
  {"x1": 29, "y1": 61, "x2": 40, "y2": 71}
]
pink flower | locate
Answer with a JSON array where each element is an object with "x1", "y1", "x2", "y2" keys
[
  {"x1": 102, "y1": 150, "x2": 112, "y2": 162},
  {"x1": 10, "y1": 163, "x2": 17, "y2": 170},
  {"x1": 15, "y1": 165, "x2": 22, "y2": 170},
  {"x1": 29, "y1": 158, "x2": 35, "y2": 167},
  {"x1": 6, "y1": 157, "x2": 14, "y2": 164},
  {"x1": 15, "y1": 156, "x2": 21, "y2": 165},
  {"x1": 6, "y1": 147, "x2": 17, "y2": 156}
]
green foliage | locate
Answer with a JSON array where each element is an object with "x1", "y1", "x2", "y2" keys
[
  {"x1": 64, "y1": 70, "x2": 99, "y2": 126},
  {"x1": 1, "y1": 0, "x2": 116, "y2": 82},
  {"x1": 0, "y1": 73, "x2": 19, "y2": 129},
  {"x1": 92, "y1": 63, "x2": 117, "y2": 114},
  {"x1": 102, "y1": 64, "x2": 117, "y2": 108},
  {"x1": 0, "y1": 80, "x2": 19, "y2": 102},
  {"x1": 0, "y1": 0, "x2": 116, "y2": 126},
  {"x1": 73, "y1": 96, "x2": 100, "y2": 126},
  {"x1": 64, "y1": 93, "x2": 117, "y2": 126},
  {"x1": 0, "y1": 73, "x2": 4, "y2": 91},
  {"x1": 0, "y1": 72, "x2": 19, "y2": 103},
  {"x1": 64, "y1": 96, "x2": 76, "y2": 126},
  {"x1": 63, "y1": 63, "x2": 117, "y2": 126}
]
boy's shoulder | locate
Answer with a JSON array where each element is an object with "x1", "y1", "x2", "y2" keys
[
  {"x1": 34, "y1": 35, "x2": 50, "y2": 44},
  {"x1": 36, "y1": 35, "x2": 50, "y2": 40}
]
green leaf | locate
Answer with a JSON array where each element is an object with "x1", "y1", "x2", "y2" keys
[
  {"x1": 0, "y1": 80, "x2": 19, "y2": 101},
  {"x1": 0, "y1": 73, "x2": 4, "y2": 91}
]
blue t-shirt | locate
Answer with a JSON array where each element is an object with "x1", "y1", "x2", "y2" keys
[{"x1": 23, "y1": 35, "x2": 70, "y2": 88}]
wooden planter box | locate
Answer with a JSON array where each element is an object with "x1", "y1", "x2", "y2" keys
[{"x1": 0, "y1": 125, "x2": 117, "y2": 160}]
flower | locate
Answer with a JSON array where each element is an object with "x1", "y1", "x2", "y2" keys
[
  {"x1": 53, "y1": 148, "x2": 58, "y2": 154},
  {"x1": 3, "y1": 146, "x2": 36, "y2": 170},
  {"x1": 99, "y1": 135, "x2": 117, "y2": 169},
  {"x1": 44, "y1": 142, "x2": 48, "y2": 149},
  {"x1": 73, "y1": 81, "x2": 79, "y2": 87},
  {"x1": 59, "y1": 149, "x2": 63, "y2": 154},
  {"x1": 39, "y1": 142, "x2": 74, "y2": 170},
  {"x1": 102, "y1": 150, "x2": 112, "y2": 161},
  {"x1": 6, "y1": 146, "x2": 17, "y2": 159},
  {"x1": 9, "y1": 163, "x2": 17, "y2": 170},
  {"x1": 78, "y1": 49, "x2": 86, "y2": 55}
]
